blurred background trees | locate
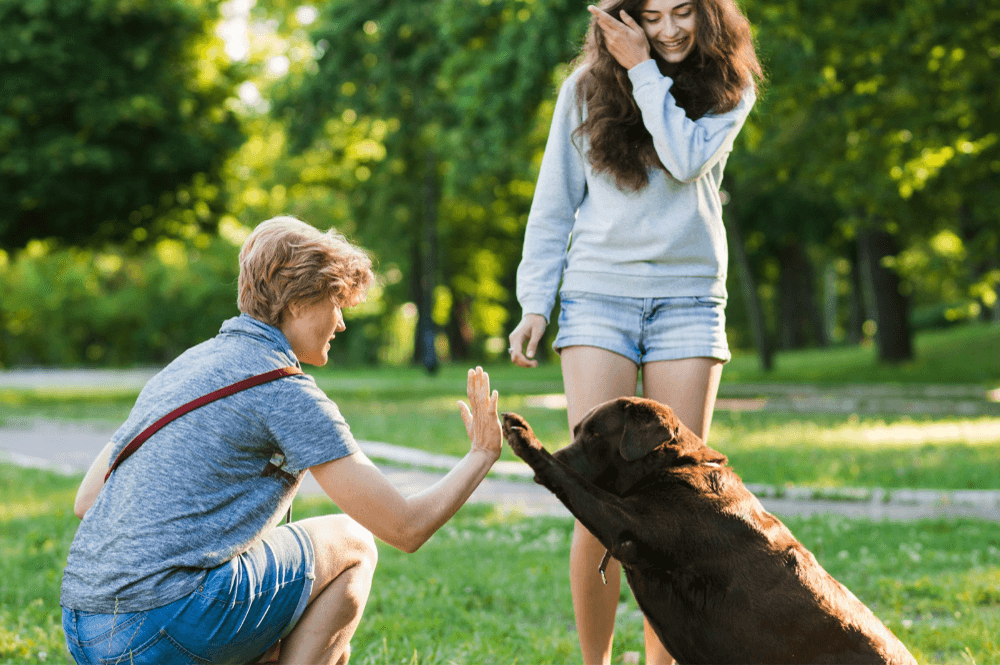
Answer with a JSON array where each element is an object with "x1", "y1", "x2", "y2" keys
[
  {"x1": 0, "y1": 0, "x2": 997, "y2": 369},
  {"x1": 0, "y1": 0, "x2": 246, "y2": 248}
]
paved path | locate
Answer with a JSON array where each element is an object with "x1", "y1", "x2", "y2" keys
[
  {"x1": 3, "y1": 368, "x2": 999, "y2": 521},
  {"x1": 2, "y1": 417, "x2": 998, "y2": 522}
]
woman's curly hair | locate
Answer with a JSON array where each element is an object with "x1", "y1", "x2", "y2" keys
[
  {"x1": 238, "y1": 216, "x2": 375, "y2": 326},
  {"x1": 573, "y1": 0, "x2": 764, "y2": 191}
]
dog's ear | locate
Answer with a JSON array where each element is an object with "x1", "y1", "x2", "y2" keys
[{"x1": 619, "y1": 399, "x2": 680, "y2": 461}]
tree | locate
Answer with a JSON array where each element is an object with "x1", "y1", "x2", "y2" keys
[
  {"x1": 274, "y1": 0, "x2": 588, "y2": 365},
  {"x1": 731, "y1": 0, "x2": 1000, "y2": 362},
  {"x1": 0, "y1": 0, "x2": 245, "y2": 248}
]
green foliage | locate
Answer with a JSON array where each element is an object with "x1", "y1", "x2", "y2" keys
[
  {"x1": 740, "y1": 0, "x2": 999, "y2": 222},
  {"x1": 0, "y1": 235, "x2": 242, "y2": 366},
  {"x1": 0, "y1": 0, "x2": 246, "y2": 247},
  {"x1": 267, "y1": 0, "x2": 590, "y2": 358},
  {"x1": 4, "y1": 0, "x2": 998, "y2": 366},
  {"x1": 724, "y1": 0, "x2": 1000, "y2": 349}
]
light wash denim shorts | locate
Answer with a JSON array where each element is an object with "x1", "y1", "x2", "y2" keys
[
  {"x1": 554, "y1": 290, "x2": 731, "y2": 364},
  {"x1": 62, "y1": 522, "x2": 315, "y2": 665}
]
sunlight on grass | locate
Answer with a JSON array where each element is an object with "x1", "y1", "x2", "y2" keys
[
  {"x1": 723, "y1": 417, "x2": 1000, "y2": 447},
  {"x1": 0, "y1": 388, "x2": 136, "y2": 426},
  {"x1": 723, "y1": 323, "x2": 1000, "y2": 385},
  {"x1": 0, "y1": 499, "x2": 69, "y2": 521}
]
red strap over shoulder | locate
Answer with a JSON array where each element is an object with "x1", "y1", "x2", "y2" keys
[{"x1": 105, "y1": 366, "x2": 304, "y2": 482}]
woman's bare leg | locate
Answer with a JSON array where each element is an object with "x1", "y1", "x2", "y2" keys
[
  {"x1": 277, "y1": 514, "x2": 379, "y2": 665},
  {"x1": 641, "y1": 357, "x2": 724, "y2": 443},
  {"x1": 638, "y1": 356, "x2": 724, "y2": 665},
  {"x1": 562, "y1": 346, "x2": 639, "y2": 665}
]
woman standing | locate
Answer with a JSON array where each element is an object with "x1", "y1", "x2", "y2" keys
[
  {"x1": 508, "y1": 1, "x2": 762, "y2": 662},
  {"x1": 63, "y1": 217, "x2": 503, "y2": 664}
]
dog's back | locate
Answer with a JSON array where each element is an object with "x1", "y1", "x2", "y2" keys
[{"x1": 626, "y1": 470, "x2": 915, "y2": 663}]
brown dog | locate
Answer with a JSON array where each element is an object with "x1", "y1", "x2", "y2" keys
[{"x1": 502, "y1": 397, "x2": 917, "y2": 665}]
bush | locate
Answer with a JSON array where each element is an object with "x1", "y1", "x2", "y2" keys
[{"x1": 0, "y1": 236, "x2": 241, "y2": 367}]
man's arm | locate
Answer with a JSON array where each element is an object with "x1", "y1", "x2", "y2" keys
[
  {"x1": 310, "y1": 447, "x2": 496, "y2": 553},
  {"x1": 309, "y1": 367, "x2": 502, "y2": 553},
  {"x1": 74, "y1": 440, "x2": 115, "y2": 518}
]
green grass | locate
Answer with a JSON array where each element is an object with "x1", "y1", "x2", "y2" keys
[
  {"x1": 0, "y1": 465, "x2": 81, "y2": 665},
  {"x1": 2, "y1": 465, "x2": 998, "y2": 665},
  {"x1": 722, "y1": 322, "x2": 1000, "y2": 385},
  {"x1": 324, "y1": 395, "x2": 1000, "y2": 490},
  {"x1": 0, "y1": 388, "x2": 137, "y2": 426}
]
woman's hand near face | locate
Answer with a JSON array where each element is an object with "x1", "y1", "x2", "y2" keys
[
  {"x1": 458, "y1": 366, "x2": 502, "y2": 460},
  {"x1": 588, "y1": 5, "x2": 651, "y2": 70},
  {"x1": 508, "y1": 314, "x2": 547, "y2": 368}
]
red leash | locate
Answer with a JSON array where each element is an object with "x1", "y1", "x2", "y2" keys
[{"x1": 105, "y1": 366, "x2": 303, "y2": 482}]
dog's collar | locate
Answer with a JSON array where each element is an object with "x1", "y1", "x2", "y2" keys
[{"x1": 599, "y1": 549, "x2": 612, "y2": 584}]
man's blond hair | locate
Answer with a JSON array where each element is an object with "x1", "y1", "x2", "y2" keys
[{"x1": 237, "y1": 216, "x2": 374, "y2": 326}]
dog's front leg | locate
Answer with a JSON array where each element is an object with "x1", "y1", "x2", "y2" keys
[{"x1": 502, "y1": 413, "x2": 651, "y2": 566}]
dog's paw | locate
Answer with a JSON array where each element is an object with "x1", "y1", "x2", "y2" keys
[{"x1": 501, "y1": 412, "x2": 545, "y2": 459}]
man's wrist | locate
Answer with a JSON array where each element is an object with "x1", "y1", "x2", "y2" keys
[{"x1": 469, "y1": 445, "x2": 501, "y2": 464}]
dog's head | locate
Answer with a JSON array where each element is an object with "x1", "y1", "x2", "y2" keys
[{"x1": 554, "y1": 396, "x2": 726, "y2": 495}]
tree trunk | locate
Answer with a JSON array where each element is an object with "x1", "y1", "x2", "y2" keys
[
  {"x1": 446, "y1": 294, "x2": 474, "y2": 361},
  {"x1": 416, "y1": 153, "x2": 440, "y2": 373},
  {"x1": 846, "y1": 245, "x2": 864, "y2": 345},
  {"x1": 776, "y1": 240, "x2": 826, "y2": 349},
  {"x1": 857, "y1": 227, "x2": 914, "y2": 363},
  {"x1": 958, "y1": 203, "x2": 1000, "y2": 324},
  {"x1": 725, "y1": 187, "x2": 773, "y2": 371},
  {"x1": 822, "y1": 261, "x2": 838, "y2": 345}
]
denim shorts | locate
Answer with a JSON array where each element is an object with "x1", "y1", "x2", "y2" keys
[
  {"x1": 554, "y1": 291, "x2": 731, "y2": 364},
  {"x1": 62, "y1": 523, "x2": 315, "y2": 665}
]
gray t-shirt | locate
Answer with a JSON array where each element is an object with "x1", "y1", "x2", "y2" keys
[{"x1": 60, "y1": 314, "x2": 359, "y2": 613}]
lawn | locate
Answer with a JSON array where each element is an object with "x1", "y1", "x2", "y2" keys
[
  {"x1": 721, "y1": 322, "x2": 1000, "y2": 386},
  {"x1": 2, "y1": 322, "x2": 999, "y2": 663},
  {"x1": 2, "y1": 465, "x2": 998, "y2": 665}
]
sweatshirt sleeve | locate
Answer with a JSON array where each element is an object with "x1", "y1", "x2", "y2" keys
[
  {"x1": 515, "y1": 74, "x2": 588, "y2": 323},
  {"x1": 627, "y1": 59, "x2": 755, "y2": 183}
]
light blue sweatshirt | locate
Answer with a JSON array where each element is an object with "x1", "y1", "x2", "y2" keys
[{"x1": 516, "y1": 59, "x2": 756, "y2": 322}]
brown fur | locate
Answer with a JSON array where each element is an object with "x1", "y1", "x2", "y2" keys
[{"x1": 502, "y1": 396, "x2": 917, "y2": 665}]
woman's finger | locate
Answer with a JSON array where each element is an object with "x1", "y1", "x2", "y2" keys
[
  {"x1": 619, "y1": 9, "x2": 639, "y2": 29},
  {"x1": 587, "y1": 5, "x2": 619, "y2": 31},
  {"x1": 509, "y1": 332, "x2": 530, "y2": 366}
]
